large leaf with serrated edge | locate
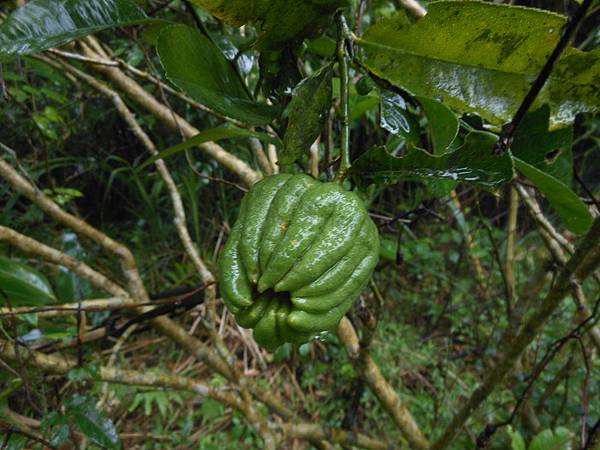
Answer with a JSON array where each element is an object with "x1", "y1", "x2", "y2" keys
[
  {"x1": 350, "y1": 131, "x2": 514, "y2": 189},
  {"x1": 358, "y1": 1, "x2": 600, "y2": 127}
]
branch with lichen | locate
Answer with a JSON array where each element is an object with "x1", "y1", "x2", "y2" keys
[
  {"x1": 338, "y1": 317, "x2": 430, "y2": 450},
  {"x1": 0, "y1": 340, "x2": 388, "y2": 450}
]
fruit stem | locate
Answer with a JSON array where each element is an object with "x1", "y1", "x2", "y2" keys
[{"x1": 335, "y1": 12, "x2": 352, "y2": 182}]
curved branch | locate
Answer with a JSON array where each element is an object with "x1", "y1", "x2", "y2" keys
[{"x1": 338, "y1": 317, "x2": 429, "y2": 449}]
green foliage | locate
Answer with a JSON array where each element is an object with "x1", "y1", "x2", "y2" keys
[
  {"x1": 508, "y1": 426, "x2": 572, "y2": 450},
  {"x1": 1, "y1": 0, "x2": 599, "y2": 448},
  {"x1": 157, "y1": 24, "x2": 278, "y2": 125},
  {"x1": 350, "y1": 131, "x2": 514, "y2": 191},
  {"x1": 189, "y1": 0, "x2": 349, "y2": 48},
  {"x1": 281, "y1": 64, "x2": 333, "y2": 164},
  {"x1": 514, "y1": 157, "x2": 592, "y2": 234},
  {"x1": 128, "y1": 389, "x2": 185, "y2": 419},
  {"x1": 0, "y1": 256, "x2": 56, "y2": 306},
  {"x1": 64, "y1": 394, "x2": 122, "y2": 449},
  {"x1": 138, "y1": 125, "x2": 281, "y2": 170},
  {"x1": 358, "y1": 1, "x2": 600, "y2": 126},
  {"x1": 0, "y1": 0, "x2": 149, "y2": 61}
]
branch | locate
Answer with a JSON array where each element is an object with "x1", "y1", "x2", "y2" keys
[
  {"x1": 431, "y1": 216, "x2": 600, "y2": 449},
  {"x1": 504, "y1": 185, "x2": 519, "y2": 317},
  {"x1": 0, "y1": 145, "x2": 244, "y2": 375},
  {"x1": 338, "y1": 317, "x2": 430, "y2": 450},
  {"x1": 516, "y1": 184, "x2": 600, "y2": 352},
  {"x1": 0, "y1": 226, "x2": 129, "y2": 299},
  {"x1": 279, "y1": 423, "x2": 389, "y2": 450},
  {"x1": 395, "y1": 0, "x2": 427, "y2": 18},
  {"x1": 0, "y1": 297, "x2": 137, "y2": 318},
  {"x1": 495, "y1": 0, "x2": 594, "y2": 154},
  {"x1": 0, "y1": 157, "x2": 149, "y2": 303},
  {"x1": 46, "y1": 48, "x2": 248, "y2": 127},
  {"x1": 0, "y1": 339, "x2": 242, "y2": 410},
  {"x1": 0, "y1": 340, "x2": 388, "y2": 450},
  {"x1": 335, "y1": 12, "x2": 351, "y2": 180},
  {"x1": 77, "y1": 40, "x2": 261, "y2": 187}
]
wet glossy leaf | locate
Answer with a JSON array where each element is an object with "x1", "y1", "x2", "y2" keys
[
  {"x1": 380, "y1": 91, "x2": 412, "y2": 137},
  {"x1": 358, "y1": 1, "x2": 600, "y2": 126},
  {"x1": 138, "y1": 125, "x2": 281, "y2": 170},
  {"x1": 0, "y1": 257, "x2": 56, "y2": 306},
  {"x1": 0, "y1": 0, "x2": 149, "y2": 61},
  {"x1": 351, "y1": 131, "x2": 513, "y2": 189},
  {"x1": 512, "y1": 105, "x2": 573, "y2": 186},
  {"x1": 281, "y1": 65, "x2": 333, "y2": 165},
  {"x1": 190, "y1": 0, "x2": 348, "y2": 48},
  {"x1": 54, "y1": 232, "x2": 97, "y2": 303},
  {"x1": 157, "y1": 25, "x2": 278, "y2": 125},
  {"x1": 65, "y1": 394, "x2": 122, "y2": 450},
  {"x1": 515, "y1": 158, "x2": 592, "y2": 235},
  {"x1": 416, "y1": 96, "x2": 458, "y2": 155}
]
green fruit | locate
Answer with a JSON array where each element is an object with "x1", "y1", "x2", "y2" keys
[{"x1": 218, "y1": 174, "x2": 380, "y2": 350}]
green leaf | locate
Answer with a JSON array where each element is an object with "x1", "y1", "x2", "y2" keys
[
  {"x1": 416, "y1": 96, "x2": 459, "y2": 155},
  {"x1": 512, "y1": 105, "x2": 573, "y2": 186},
  {"x1": 0, "y1": 257, "x2": 56, "y2": 306},
  {"x1": 200, "y1": 398, "x2": 224, "y2": 421},
  {"x1": 351, "y1": 131, "x2": 514, "y2": 190},
  {"x1": 507, "y1": 426, "x2": 526, "y2": 450},
  {"x1": 157, "y1": 25, "x2": 278, "y2": 125},
  {"x1": 0, "y1": 0, "x2": 149, "y2": 61},
  {"x1": 528, "y1": 428, "x2": 571, "y2": 450},
  {"x1": 281, "y1": 65, "x2": 333, "y2": 165},
  {"x1": 137, "y1": 125, "x2": 281, "y2": 171},
  {"x1": 190, "y1": 0, "x2": 348, "y2": 49},
  {"x1": 358, "y1": 1, "x2": 600, "y2": 126},
  {"x1": 515, "y1": 157, "x2": 592, "y2": 235},
  {"x1": 380, "y1": 91, "x2": 415, "y2": 138},
  {"x1": 65, "y1": 394, "x2": 122, "y2": 450}
]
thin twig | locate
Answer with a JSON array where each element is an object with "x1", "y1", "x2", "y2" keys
[{"x1": 495, "y1": 0, "x2": 595, "y2": 154}]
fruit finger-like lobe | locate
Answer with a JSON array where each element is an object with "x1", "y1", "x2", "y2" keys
[
  {"x1": 259, "y1": 183, "x2": 342, "y2": 291},
  {"x1": 253, "y1": 296, "x2": 280, "y2": 351},
  {"x1": 258, "y1": 175, "x2": 317, "y2": 279},
  {"x1": 239, "y1": 174, "x2": 291, "y2": 284},
  {"x1": 276, "y1": 301, "x2": 313, "y2": 345},
  {"x1": 274, "y1": 189, "x2": 366, "y2": 293},
  {"x1": 236, "y1": 292, "x2": 272, "y2": 329},
  {"x1": 218, "y1": 201, "x2": 253, "y2": 309},
  {"x1": 290, "y1": 240, "x2": 379, "y2": 315},
  {"x1": 218, "y1": 175, "x2": 380, "y2": 350},
  {"x1": 288, "y1": 290, "x2": 357, "y2": 333},
  {"x1": 292, "y1": 220, "x2": 373, "y2": 298}
]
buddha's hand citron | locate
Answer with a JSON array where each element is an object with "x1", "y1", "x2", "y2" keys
[{"x1": 218, "y1": 174, "x2": 379, "y2": 351}]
